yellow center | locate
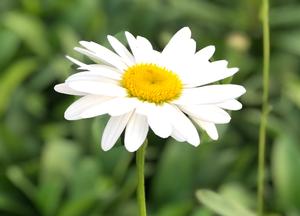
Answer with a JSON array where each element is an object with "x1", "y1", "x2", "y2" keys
[{"x1": 121, "y1": 63, "x2": 182, "y2": 104}]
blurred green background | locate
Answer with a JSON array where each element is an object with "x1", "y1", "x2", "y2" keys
[{"x1": 1, "y1": 0, "x2": 300, "y2": 215}]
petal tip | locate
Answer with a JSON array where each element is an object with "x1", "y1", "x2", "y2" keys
[
  {"x1": 79, "y1": 40, "x2": 89, "y2": 46},
  {"x1": 53, "y1": 84, "x2": 61, "y2": 92},
  {"x1": 240, "y1": 86, "x2": 247, "y2": 95},
  {"x1": 180, "y1": 26, "x2": 191, "y2": 34},
  {"x1": 101, "y1": 144, "x2": 112, "y2": 152},
  {"x1": 211, "y1": 134, "x2": 219, "y2": 140}
]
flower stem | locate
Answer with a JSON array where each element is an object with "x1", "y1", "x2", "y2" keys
[
  {"x1": 258, "y1": 0, "x2": 270, "y2": 215},
  {"x1": 136, "y1": 139, "x2": 148, "y2": 216}
]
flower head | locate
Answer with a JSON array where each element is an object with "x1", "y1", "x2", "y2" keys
[{"x1": 54, "y1": 27, "x2": 246, "y2": 152}]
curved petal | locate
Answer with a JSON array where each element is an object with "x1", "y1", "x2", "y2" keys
[
  {"x1": 180, "y1": 104, "x2": 231, "y2": 124},
  {"x1": 54, "y1": 83, "x2": 86, "y2": 96},
  {"x1": 124, "y1": 113, "x2": 149, "y2": 152},
  {"x1": 174, "y1": 84, "x2": 246, "y2": 105},
  {"x1": 192, "y1": 118, "x2": 218, "y2": 140},
  {"x1": 107, "y1": 35, "x2": 135, "y2": 66},
  {"x1": 66, "y1": 55, "x2": 86, "y2": 67},
  {"x1": 125, "y1": 31, "x2": 139, "y2": 60},
  {"x1": 71, "y1": 64, "x2": 122, "y2": 80},
  {"x1": 161, "y1": 27, "x2": 195, "y2": 73},
  {"x1": 107, "y1": 98, "x2": 140, "y2": 116},
  {"x1": 66, "y1": 80, "x2": 127, "y2": 97},
  {"x1": 64, "y1": 95, "x2": 111, "y2": 120},
  {"x1": 217, "y1": 99, "x2": 242, "y2": 110},
  {"x1": 134, "y1": 36, "x2": 156, "y2": 63},
  {"x1": 66, "y1": 71, "x2": 120, "y2": 84},
  {"x1": 74, "y1": 47, "x2": 108, "y2": 64},
  {"x1": 77, "y1": 97, "x2": 139, "y2": 119},
  {"x1": 171, "y1": 127, "x2": 186, "y2": 142},
  {"x1": 78, "y1": 64, "x2": 123, "y2": 77},
  {"x1": 184, "y1": 64, "x2": 239, "y2": 88},
  {"x1": 145, "y1": 104, "x2": 172, "y2": 138},
  {"x1": 164, "y1": 104, "x2": 200, "y2": 146},
  {"x1": 77, "y1": 41, "x2": 127, "y2": 71},
  {"x1": 101, "y1": 112, "x2": 132, "y2": 151},
  {"x1": 124, "y1": 32, "x2": 156, "y2": 63},
  {"x1": 136, "y1": 36, "x2": 153, "y2": 50},
  {"x1": 195, "y1": 45, "x2": 215, "y2": 61},
  {"x1": 162, "y1": 27, "x2": 192, "y2": 55}
]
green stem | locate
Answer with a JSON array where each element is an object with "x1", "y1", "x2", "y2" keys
[
  {"x1": 258, "y1": 0, "x2": 270, "y2": 215},
  {"x1": 136, "y1": 139, "x2": 148, "y2": 216}
]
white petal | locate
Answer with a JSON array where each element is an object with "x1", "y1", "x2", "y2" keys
[
  {"x1": 160, "y1": 28, "x2": 196, "y2": 78},
  {"x1": 180, "y1": 105, "x2": 231, "y2": 124},
  {"x1": 70, "y1": 65, "x2": 122, "y2": 79},
  {"x1": 136, "y1": 36, "x2": 153, "y2": 50},
  {"x1": 145, "y1": 104, "x2": 172, "y2": 138},
  {"x1": 101, "y1": 112, "x2": 132, "y2": 151},
  {"x1": 195, "y1": 45, "x2": 215, "y2": 61},
  {"x1": 162, "y1": 39, "x2": 196, "y2": 72},
  {"x1": 192, "y1": 118, "x2": 218, "y2": 140},
  {"x1": 211, "y1": 60, "x2": 228, "y2": 68},
  {"x1": 54, "y1": 83, "x2": 86, "y2": 96},
  {"x1": 124, "y1": 113, "x2": 149, "y2": 152},
  {"x1": 107, "y1": 98, "x2": 140, "y2": 116},
  {"x1": 174, "y1": 84, "x2": 246, "y2": 105},
  {"x1": 124, "y1": 32, "x2": 156, "y2": 63},
  {"x1": 66, "y1": 55, "x2": 86, "y2": 67},
  {"x1": 125, "y1": 31, "x2": 139, "y2": 61},
  {"x1": 171, "y1": 128, "x2": 186, "y2": 142},
  {"x1": 184, "y1": 64, "x2": 239, "y2": 87},
  {"x1": 134, "y1": 36, "x2": 156, "y2": 63},
  {"x1": 107, "y1": 35, "x2": 135, "y2": 66},
  {"x1": 78, "y1": 41, "x2": 127, "y2": 71},
  {"x1": 162, "y1": 27, "x2": 192, "y2": 55},
  {"x1": 66, "y1": 72, "x2": 120, "y2": 84},
  {"x1": 66, "y1": 80, "x2": 127, "y2": 97},
  {"x1": 217, "y1": 99, "x2": 242, "y2": 110},
  {"x1": 74, "y1": 47, "x2": 107, "y2": 64},
  {"x1": 78, "y1": 97, "x2": 138, "y2": 119},
  {"x1": 164, "y1": 104, "x2": 200, "y2": 146},
  {"x1": 64, "y1": 95, "x2": 111, "y2": 120},
  {"x1": 79, "y1": 63, "x2": 123, "y2": 76}
]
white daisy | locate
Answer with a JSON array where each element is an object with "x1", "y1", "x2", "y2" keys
[{"x1": 54, "y1": 27, "x2": 246, "y2": 152}]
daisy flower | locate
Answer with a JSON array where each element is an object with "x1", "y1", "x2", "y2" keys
[{"x1": 54, "y1": 27, "x2": 246, "y2": 152}]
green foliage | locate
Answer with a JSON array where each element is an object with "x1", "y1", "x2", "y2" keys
[
  {"x1": 0, "y1": 0, "x2": 300, "y2": 215},
  {"x1": 196, "y1": 189, "x2": 255, "y2": 216},
  {"x1": 272, "y1": 135, "x2": 300, "y2": 211}
]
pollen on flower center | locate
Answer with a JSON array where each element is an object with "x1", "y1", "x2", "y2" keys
[{"x1": 121, "y1": 63, "x2": 182, "y2": 104}]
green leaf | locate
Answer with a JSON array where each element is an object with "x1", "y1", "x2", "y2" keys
[
  {"x1": 55, "y1": 24, "x2": 80, "y2": 54},
  {"x1": 272, "y1": 135, "x2": 300, "y2": 210},
  {"x1": 68, "y1": 157, "x2": 101, "y2": 199},
  {"x1": 57, "y1": 195, "x2": 97, "y2": 216},
  {"x1": 0, "y1": 29, "x2": 20, "y2": 69},
  {"x1": 168, "y1": 0, "x2": 233, "y2": 26},
  {"x1": 270, "y1": 6, "x2": 300, "y2": 27},
  {"x1": 6, "y1": 166, "x2": 37, "y2": 202},
  {"x1": 36, "y1": 139, "x2": 80, "y2": 216},
  {"x1": 39, "y1": 140, "x2": 80, "y2": 182},
  {"x1": 196, "y1": 189, "x2": 255, "y2": 216},
  {"x1": 155, "y1": 201, "x2": 193, "y2": 216},
  {"x1": 283, "y1": 75, "x2": 300, "y2": 109},
  {"x1": 273, "y1": 31, "x2": 300, "y2": 56},
  {"x1": 2, "y1": 11, "x2": 51, "y2": 57},
  {"x1": 36, "y1": 178, "x2": 64, "y2": 216},
  {"x1": 0, "y1": 194, "x2": 35, "y2": 216},
  {"x1": 0, "y1": 58, "x2": 38, "y2": 116},
  {"x1": 151, "y1": 141, "x2": 197, "y2": 205},
  {"x1": 219, "y1": 183, "x2": 256, "y2": 210}
]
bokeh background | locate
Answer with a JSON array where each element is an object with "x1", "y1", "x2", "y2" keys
[{"x1": 1, "y1": 0, "x2": 300, "y2": 215}]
